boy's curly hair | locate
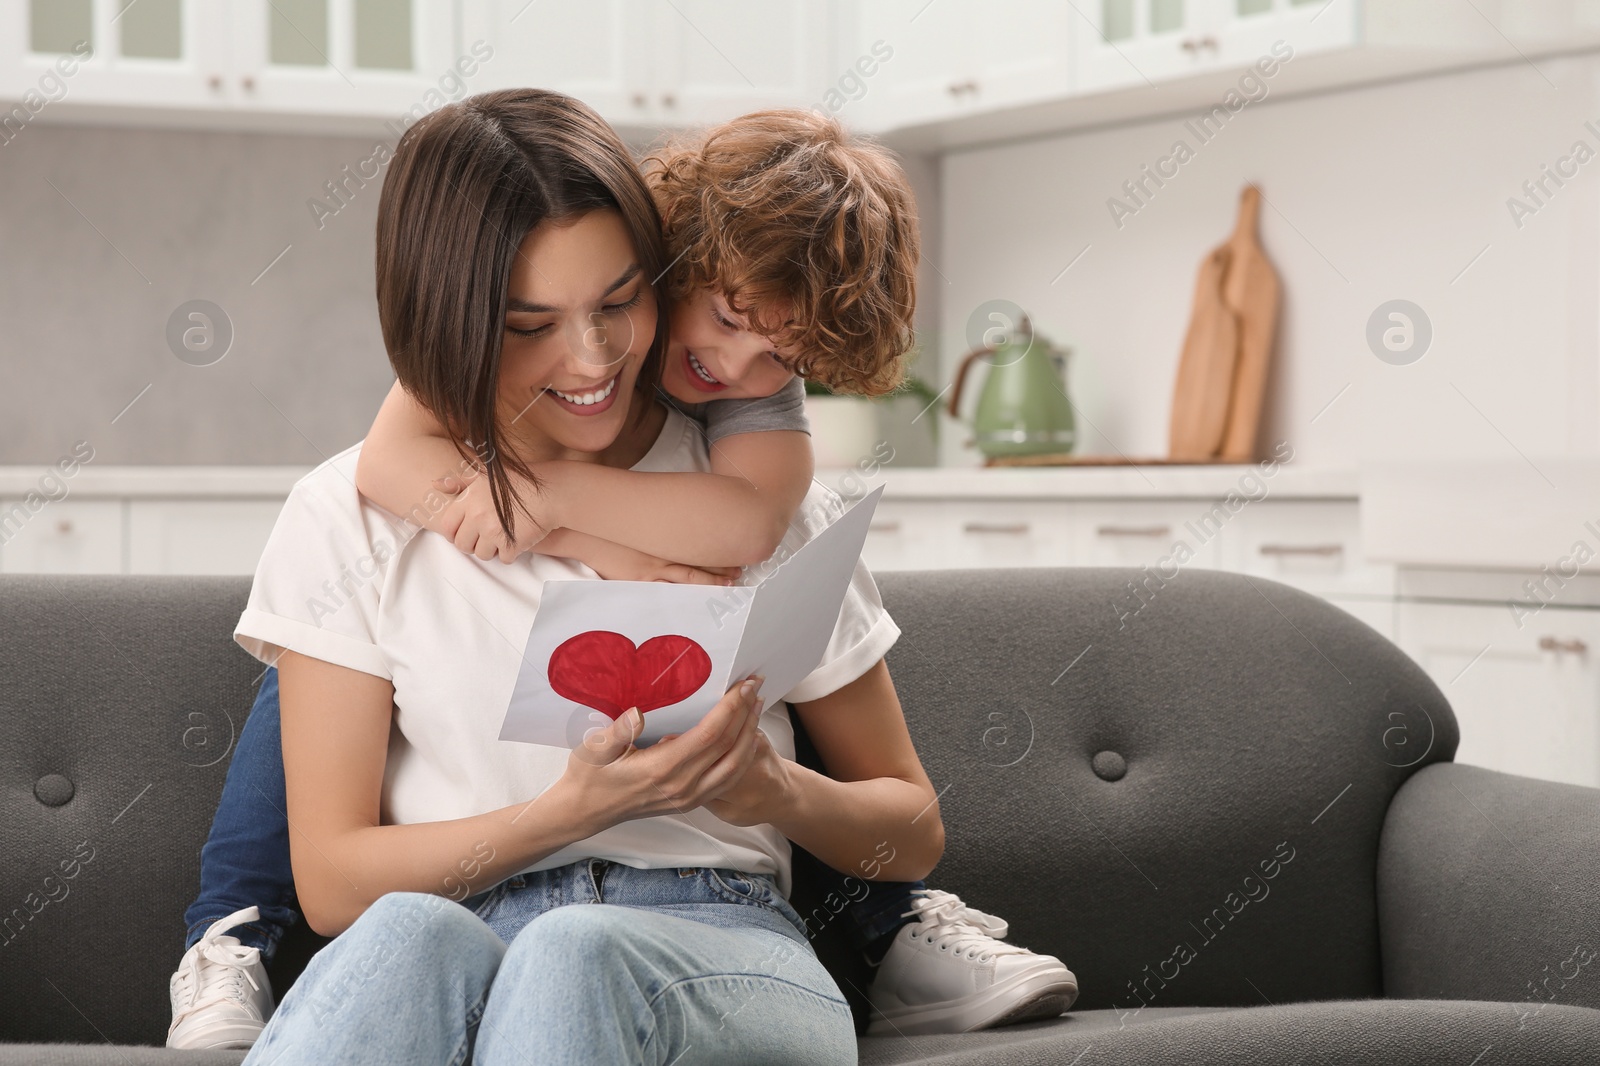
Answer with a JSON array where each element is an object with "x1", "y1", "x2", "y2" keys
[{"x1": 643, "y1": 110, "x2": 919, "y2": 397}]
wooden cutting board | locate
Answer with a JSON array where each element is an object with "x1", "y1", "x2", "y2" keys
[
  {"x1": 1168, "y1": 245, "x2": 1239, "y2": 461},
  {"x1": 1218, "y1": 186, "x2": 1281, "y2": 461}
]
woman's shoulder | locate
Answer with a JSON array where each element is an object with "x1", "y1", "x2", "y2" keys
[{"x1": 275, "y1": 441, "x2": 410, "y2": 548}]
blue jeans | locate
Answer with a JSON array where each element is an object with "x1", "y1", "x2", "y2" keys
[
  {"x1": 242, "y1": 860, "x2": 858, "y2": 1065},
  {"x1": 186, "y1": 668, "x2": 920, "y2": 957}
]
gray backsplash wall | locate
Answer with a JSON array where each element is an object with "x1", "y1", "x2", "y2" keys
[{"x1": 3, "y1": 123, "x2": 401, "y2": 466}]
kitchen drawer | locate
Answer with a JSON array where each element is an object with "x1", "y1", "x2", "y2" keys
[
  {"x1": 1071, "y1": 501, "x2": 1223, "y2": 572},
  {"x1": 860, "y1": 500, "x2": 952, "y2": 572},
  {"x1": 127, "y1": 500, "x2": 283, "y2": 575},
  {"x1": 1325, "y1": 595, "x2": 1397, "y2": 643},
  {"x1": 1397, "y1": 601, "x2": 1600, "y2": 788},
  {"x1": 1229, "y1": 501, "x2": 1393, "y2": 598},
  {"x1": 0, "y1": 500, "x2": 123, "y2": 573},
  {"x1": 860, "y1": 500, "x2": 1074, "y2": 571}
]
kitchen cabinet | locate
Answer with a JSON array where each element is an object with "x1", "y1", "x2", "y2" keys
[
  {"x1": 0, "y1": 500, "x2": 124, "y2": 574},
  {"x1": 464, "y1": 0, "x2": 832, "y2": 130},
  {"x1": 125, "y1": 500, "x2": 283, "y2": 576},
  {"x1": 1229, "y1": 499, "x2": 1394, "y2": 598},
  {"x1": 1397, "y1": 601, "x2": 1600, "y2": 789},
  {"x1": 850, "y1": 0, "x2": 1073, "y2": 131},
  {"x1": 230, "y1": 0, "x2": 460, "y2": 119},
  {"x1": 1071, "y1": 500, "x2": 1223, "y2": 571},
  {"x1": 1, "y1": 0, "x2": 459, "y2": 125},
  {"x1": 460, "y1": 0, "x2": 648, "y2": 122},
  {"x1": 1071, "y1": 0, "x2": 1358, "y2": 94}
]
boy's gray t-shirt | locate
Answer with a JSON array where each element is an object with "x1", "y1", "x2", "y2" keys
[{"x1": 664, "y1": 375, "x2": 810, "y2": 443}]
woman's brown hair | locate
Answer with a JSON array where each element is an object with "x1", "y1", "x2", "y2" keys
[{"x1": 375, "y1": 88, "x2": 668, "y2": 538}]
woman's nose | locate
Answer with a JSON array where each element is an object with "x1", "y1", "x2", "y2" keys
[{"x1": 564, "y1": 312, "x2": 634, "y2": 372}]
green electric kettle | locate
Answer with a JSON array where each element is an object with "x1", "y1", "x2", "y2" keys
[{"x1": 947, "y1": 316, "x2": 1077, "y2": 461}]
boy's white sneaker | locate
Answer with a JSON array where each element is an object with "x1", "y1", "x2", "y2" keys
[
  {"x1": 166, "y1": 906, "x2": 274, "y2": 1050},
  {"x1": 866, "y1": 889, "x2": 1078, "y2": 1036}
]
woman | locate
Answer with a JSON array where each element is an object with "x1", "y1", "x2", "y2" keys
[{"x1": 232, "y1": 89, "x2": 943, "y2": 1064}]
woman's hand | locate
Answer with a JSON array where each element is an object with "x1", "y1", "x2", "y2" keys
[
  {"x1": 702, "y1": 729, "x2": 795, "y2": 827},
  {"x1": 433, "y1": 470, "x2": 551, "y2": 563},
  {"x1": 555, "y1": 676, "x2": 766, "y2": 835}
]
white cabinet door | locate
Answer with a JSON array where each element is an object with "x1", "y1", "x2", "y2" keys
[
  {"x1": 940, "y1": 501, "x2": 1075, "y2": 569},
  {"x1": 462, "y1": 0, "x2": 653, "y2": 123},
  {"x1": 1230, "y1": 500, "x2": 1394, "y2": 598},
  {"x1": 859, "y1": 501, "x2": 953, "y2": 572},
  {"x1": 0, "y1": 501, "x2": 123, "y2": 574},
  {"x1": 852, "y1": 0, "x2": 1071, "y2": 130},
  {"x1": 127, "y1": 500, "x2": 283, "y2": 575},
  {"x1": 231, "y1": 0, "x2": 458, "y2": 119},
  {"x1": 1074, "y1": 0, "x2": 1356, "y2": 94},
  {"x1": 656, "y1": 0, "x2": 832, "y2": 125},
  {"x1": 1397, "y1": 602, "x2": 1600, "y2": 789},
  {"x1": 1071, "y1": 500, "x2": 1224, "y2": 571},
  {"x1": 1325, "y1": 595, "x2": 1396, "y2": 643},
  {"x1": 0, "y1": 0, "x2": 230, "y2": 111},
  {"x1": 1213, "y1": 0, "x2": 1358, "y2": 65},
  {"x1": 1074, "y1": 0, "x2": 1218, "y2": 92}
]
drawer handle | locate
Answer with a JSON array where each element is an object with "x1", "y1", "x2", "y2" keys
[
  {"x1": 1539, "y1": 636, "x2": 1589, "y2": 655},
  {"x1": 1258, "y1": 544, "x2": 1344, "y2": 557},
  {"x1": 1096, "y1": 525, "x2": 1171, "y2": 538},
  {"x1": 56, "y1": 519, "x2": 74, "y2": 535},
  {"x1": 869, "y1": 521, "x2": 902, "y2": 534},
  {"x1": 964, "y1": 521, "x2": 1030, "y2": 535}
]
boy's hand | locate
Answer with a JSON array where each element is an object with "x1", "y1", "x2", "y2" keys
[
  {"x1": 584, "y1": 545, "x2": 741, "y2": 586},
  {"x1": 433, "y1": 472, "x2": 550, "y2": 563}
]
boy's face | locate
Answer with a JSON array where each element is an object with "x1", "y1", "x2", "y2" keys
[{"x1": 660, "y1": 287, "x2": 796, "y2": 404}]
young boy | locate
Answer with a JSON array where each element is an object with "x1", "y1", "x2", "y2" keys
[{"x1": 167, "y1": 110, "x2": 1077, "y2": 1050}]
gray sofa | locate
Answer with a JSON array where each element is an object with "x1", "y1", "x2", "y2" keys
[{"x1": 3, "y1": 569, "x2": 1599, "y2": 1064}]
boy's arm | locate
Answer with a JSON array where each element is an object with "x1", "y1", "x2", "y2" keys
[
  {"x1": 535, "y1": 429, "x2": 814, "y2": 568},
  {"x1": 356, "y1": 381, "x2": 743, "y2": 580},
  {"x1": 539, "y1": 528, "x2": 740, "y2": 586},
  {"x1": 354, "y1": 381, "x2": 496, "y2": 536}
]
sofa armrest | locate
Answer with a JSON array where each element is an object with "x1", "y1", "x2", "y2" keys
[{"x1": 1377, "y1": 762, "x2": 1600, "y2": 1011}]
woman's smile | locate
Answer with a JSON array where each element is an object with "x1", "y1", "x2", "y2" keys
[{"x1": 545, "y1": 372, "x2": 622, "y2": 414}]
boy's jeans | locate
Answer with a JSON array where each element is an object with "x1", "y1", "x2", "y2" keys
[
  {"x1": 242, "y1": 860, "x2": 858, "y2": 1065},
  {"x1": 184, "y1": 668, "x2": 921, "y2": 958}
]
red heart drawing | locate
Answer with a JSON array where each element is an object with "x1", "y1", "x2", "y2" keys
[{"x1": 547, "y1": 631, "x2": 712, "y2": 720}]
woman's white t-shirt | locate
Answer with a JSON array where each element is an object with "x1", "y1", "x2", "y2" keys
[{"x1": 233, "y1": 403, "x2": 899, "y2": 895}]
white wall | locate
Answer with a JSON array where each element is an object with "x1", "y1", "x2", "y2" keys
[{"x1": 937, "y1": 55, "x2": 1600, "y2": 468}]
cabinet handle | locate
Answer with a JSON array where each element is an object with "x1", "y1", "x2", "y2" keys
[
  {"x1": 1200, "y1": 36, "x2": 1219, "y2": 52},
  {"x1": 1539, "y1": 636, "x2": 1589, "y2": 655},
  {"x1": 1258, "y1": 544, "x2": 1344, "y2": 557},
  {"x1": 1180, "y1": 38, "x2": 1198, "y2": 53},
  {"x1": 1096, "y1": 524, "x2": 1171, "y2": 538},
  {"x1": 660, "y1": 92, "x2": 677, "y2": 108},
  {"x1": 869, "y1": 521, "x2": 902, "y2": 534},
  {"x1": 964, "y1": 521, "x2": 1030, "y2": 534},
  {"x1": 55, "y1": 520, "x2": 74, "y2": 535},
  {"x1": 631, "y1": 92, "x2": 647, "y2": 108},
  {"x1": 207, "y1": 74, "x2": 223, "y2": 92},
  {"x1": 946, "y1": 79, "x2": 979, "y2": 96},
  {"x1": 241, "y1": 76, "x2": 256, "y2": 92}
]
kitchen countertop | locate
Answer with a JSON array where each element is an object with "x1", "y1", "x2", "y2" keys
[{"x1": 0, "y1": 463, "x2": 1359, "y2": 500}]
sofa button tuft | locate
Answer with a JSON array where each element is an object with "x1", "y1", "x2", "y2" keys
[
  {"x1": 35, "y1": 774, "x2": 75, "y2": 806},
  {"x1": 1092, "y1": 751, "x2": 1127, "y2": 782}
]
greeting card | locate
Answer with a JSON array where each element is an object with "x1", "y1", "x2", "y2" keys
[{"x1": 499, "y1": 485, "x2": 884, "y2": 748}]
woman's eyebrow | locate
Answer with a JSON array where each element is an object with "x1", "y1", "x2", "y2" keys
[{"x1": 505, "y1": 264, "x2": 641, "y2": 314}]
